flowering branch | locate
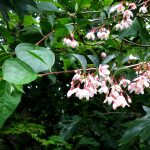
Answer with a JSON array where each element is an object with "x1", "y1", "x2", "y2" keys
[
  {"x1": 39, "y1": 68, "x2": 97, "y2": 77},
  {"x1": 39, "y1": 62, "x2": 148, "y2": 77}
]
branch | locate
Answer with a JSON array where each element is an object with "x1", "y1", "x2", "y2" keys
[
  {"x1": 39, "y1": 62, "x2": 149, "y2": 77},
  {"x1": 39, "y1": 68, "x2": 97, "y2": 77},
  {"x1": 35, "y1": 30, "x2": 54, "y2": 46},
  {"x1": 123, "y1": 39, "x2": 150, "y2": 47}
]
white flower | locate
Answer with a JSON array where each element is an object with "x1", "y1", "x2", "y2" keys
[
  {"x1": 119, "y1": 79, "x2": 131, "y2": 88},
  {"x1": 75, "y1": 88, "x2": 93, "y2": 100},
  {"x1": 109, "y1": 6, "x2": 117, "y2": 13},
  {"x1": 85, "y1": 31, "x2": 95, "y2": 40},
  {"x1": 98, "y1": 81, "x2": 109, "y2": 94},
  {"x1": 101, "y1": 52, "x2": 107, "y2": 58},
  {"x1": 99, "y1": 65, "x2": 110, "y2": 77},
  {"x1": 139, "y1": 6, "x2": 148, "y2": 13},
  {"x1": 116, "y1": 96, "x2": 129, "y2": 108},
  {"x1": 63, "y1": 38, "x2": 71, "y2": 46},
  {"x1": 97, "y1": 28, "x2": 110, "y2": 40},
  {"x1": 72, "y1": 73, "x2": 81, "y2": 80},
  {"x1": 116, "y1": 4, "x2": 125, "y2": 13},
  {"x1": 126, "y1": 19, "x2": 133, "y2": 26},
  {"x1": 129, "y1": 54, "x2": 138, "y2": 60},
  {"x1": 104, "y1": 96, "x2": 115, "y2": 105},
  {"x1": 67, "y1": 88, "x2": 79, "y2": 97},
  {"x1": 70, "y1": 40, "x2": 79, "y2": 48},
  {"x1": 123, "y1": 10, "x2": 133, "y2": 19},
  {"x1": 115, "y1": 23, "x2": 123, "y2": 30}
]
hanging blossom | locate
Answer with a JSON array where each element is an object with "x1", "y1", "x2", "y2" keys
[
  {"x1": 85, "y1": 31, "x2": 95, "y2": 40},
  {"x1": 67, "y1": 72, "x2": 100, "y2": 100},
  {"x1": 85, "y1": 28, "x2": 110, "y2": 41},
  {"x1": 139, "y1": 5, "x2": 148, "y2": 13},
  {"x1": 63, "y1": 34, "x2": 79, "y2": 48},
  {"x1": 67, "y1": 62, "x2": 150, "y2": 110},
  {"x1": 110, "y1": 2, "x2": 137, "y2": 31},
  {"x1": 97, "y1": 28, "x2": 110, "y2": 40}
]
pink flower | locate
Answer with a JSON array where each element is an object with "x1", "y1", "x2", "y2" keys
[
  {"x1": 115, "y1": 23, "x2": 123, "y2": 30},
  {"x1": 63, "y1": 38, "x2": 71, "y2": 46},
  {"x1": 98, "y1": 80, "x2": 109, "y2": 94},
  {"x1": 139, "y1": 6, "x2": 148, "y2": 13},
  {"x1": 119, "y1": 79, "x2": 131, "y2": 88},
  {"x1": 129, "y1": 3, "x2": 137, "y2": 10},
  {"x1": 67, "y1": 88, "x2": 79, "y2": 97},
  {"x1": 70, "y1": 40, "x2": 79, "y2": 48},
  {"x1": 99, "y1": 65, "x2": 110, "y2": 77},
  {"x1": 97, "y1": 28, "x2": 110, "y2": 40},
  {"x1": 116, "y1": 4, "x2": 125, "y2": 13},
  {"x1": 75, "y1": 88, "x2": 93, "y2": 100},
  {"x1": 104, "y1": 96, "x2": 114, "y2": 105},
  {"x1": 123, "y1": 10, "x2": 133, "y2": 19},
  {"x1": 85, "y1": 31, "x2": 95, "y2": 40}
]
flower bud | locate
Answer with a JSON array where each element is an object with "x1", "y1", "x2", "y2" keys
[{"x1": 101, "y1": 52, "x2": 107, "y2": 58}]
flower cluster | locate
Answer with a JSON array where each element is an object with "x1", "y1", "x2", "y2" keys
[
  {"x1": 85, "y1": 28, "x2": 110, "y2": 41},
  {"x1": 63, "y1": 34, "x2": 79, "y2": 48},
  {"x1": 67, "y1": 63, "x2": 150, "y2": 110},
  {"x1": 67, "y1": 72, "x2": 100, "y2": 100},
  {"x1": 110, "y1": 2, "x2": 148, "y2": 31}
]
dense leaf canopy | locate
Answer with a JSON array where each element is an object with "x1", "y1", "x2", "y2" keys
[{"x1": 0, "y1": 0, "x2": 150, "y2": 149}]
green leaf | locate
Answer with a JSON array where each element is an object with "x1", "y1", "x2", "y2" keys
[
  {"x1": 37, "y1": 2, "x2": 60, "y2": 12},
  {"x1": 87, "y1": 55, "x2": 99, "y2": 68},
  {"x1": 65, "y1": 24, "x2": 74, "y2": 34},
  {"x1": 77, "y1": 137, "x2": 99, "y2": 147},
  {"x1": 0, "y1": 26, "x2": 13, "y2": 43},
  {"x1": 14, "y1": 84, "x2": 24, "y2": 93},
  {"x1": 120, "y1": 106, "x2": 150, "y2": 145},
  {"x1": 71, "y1": 54, "x2": 87, "y2": 71},
  {"x1": 0, "y1": 80, "x2": 22, "y2": 128},
  {"x1": 60, "y1": 115, "x2": 82, "y2": 140},
  {"x1": 2, "y1": 58, "x2": 38, "y2": 85},
  {"x1": 102, "y1": 54, "x2": 116, "y2": 64},
  {"x1": 15, "y1": 43, "x2": 55, "y2": 73}
]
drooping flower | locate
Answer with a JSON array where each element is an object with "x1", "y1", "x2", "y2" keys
[
  {"x1": 139, "y1": 6, "x2": 148, "y2": 13},
  {"x1": 63, "y1": 38, "x2": 72, "y2": 46},
  {"x1": 116, "y1": 4, "x2": 125, "y2": 13},
  {"x1": 70, "y1": 40, "x2": 79, "y2": 48},
  {"x1": 119, "y1": 79, "x2": 131, "y2": 88},
  {"x1": 99, "y1": 65, "x2": 110, "y2": 77},
  {"x1": 123, "y1": 10, "x2": 133, "y2": 19},
  {"x1": 85, "y1": 31, "x2": 95, "y2": 40},
  {"x1": 97, "y1": 28, "x2": 110, "y2": 40}
]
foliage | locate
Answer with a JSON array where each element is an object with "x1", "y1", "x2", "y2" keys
[{"x1": 0, "y1": 0, "x2": 150, "y2": 149}]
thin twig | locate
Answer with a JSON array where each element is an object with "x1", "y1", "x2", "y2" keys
[
  {"x1": 123, "y1": 39, "x2": 150, "y2": 47},
  {"x1": 39, "y1": 62, "x2": 149, "y2": 77},
  {"x1": 39, "y1": 68, "x2": 97, "y2": 77},
  {"x1": 35, "y1": 30, "x2": 54, "y2": 46}
]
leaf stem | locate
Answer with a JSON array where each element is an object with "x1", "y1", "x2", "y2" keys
[{"x1": 35, "y1": 30, "x2": 54, "y2": 46}]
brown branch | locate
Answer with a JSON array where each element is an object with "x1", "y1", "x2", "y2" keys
[
  {"x1": 39, "y1": 62, "x2": 149, "y2": 77},
  {"x1": 35, "y1": 30, "x2": 54, "y2": 46},
  {"x1": 123, "y1": 39, "x2": 150, "y2": 47},
  {"x1": 39, "y1": 68, "x2": 97, "y2": 77}
]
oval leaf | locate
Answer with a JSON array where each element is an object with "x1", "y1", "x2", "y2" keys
[
  {"x1": 15, "y1": 43, "x2": 55, "y2": 73},
  {"x1": 71, "y1": 54, "x2": 87, "y2": 71},
  {"x1": 102, "y1": 54, "x2": 116, "y2": 64},
  {"x1": 2, "y1": 58, "x2": 38, "y2": 85},
  {"x1": 0, "y1": 81, "x2": 22, "y2": 128}
]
